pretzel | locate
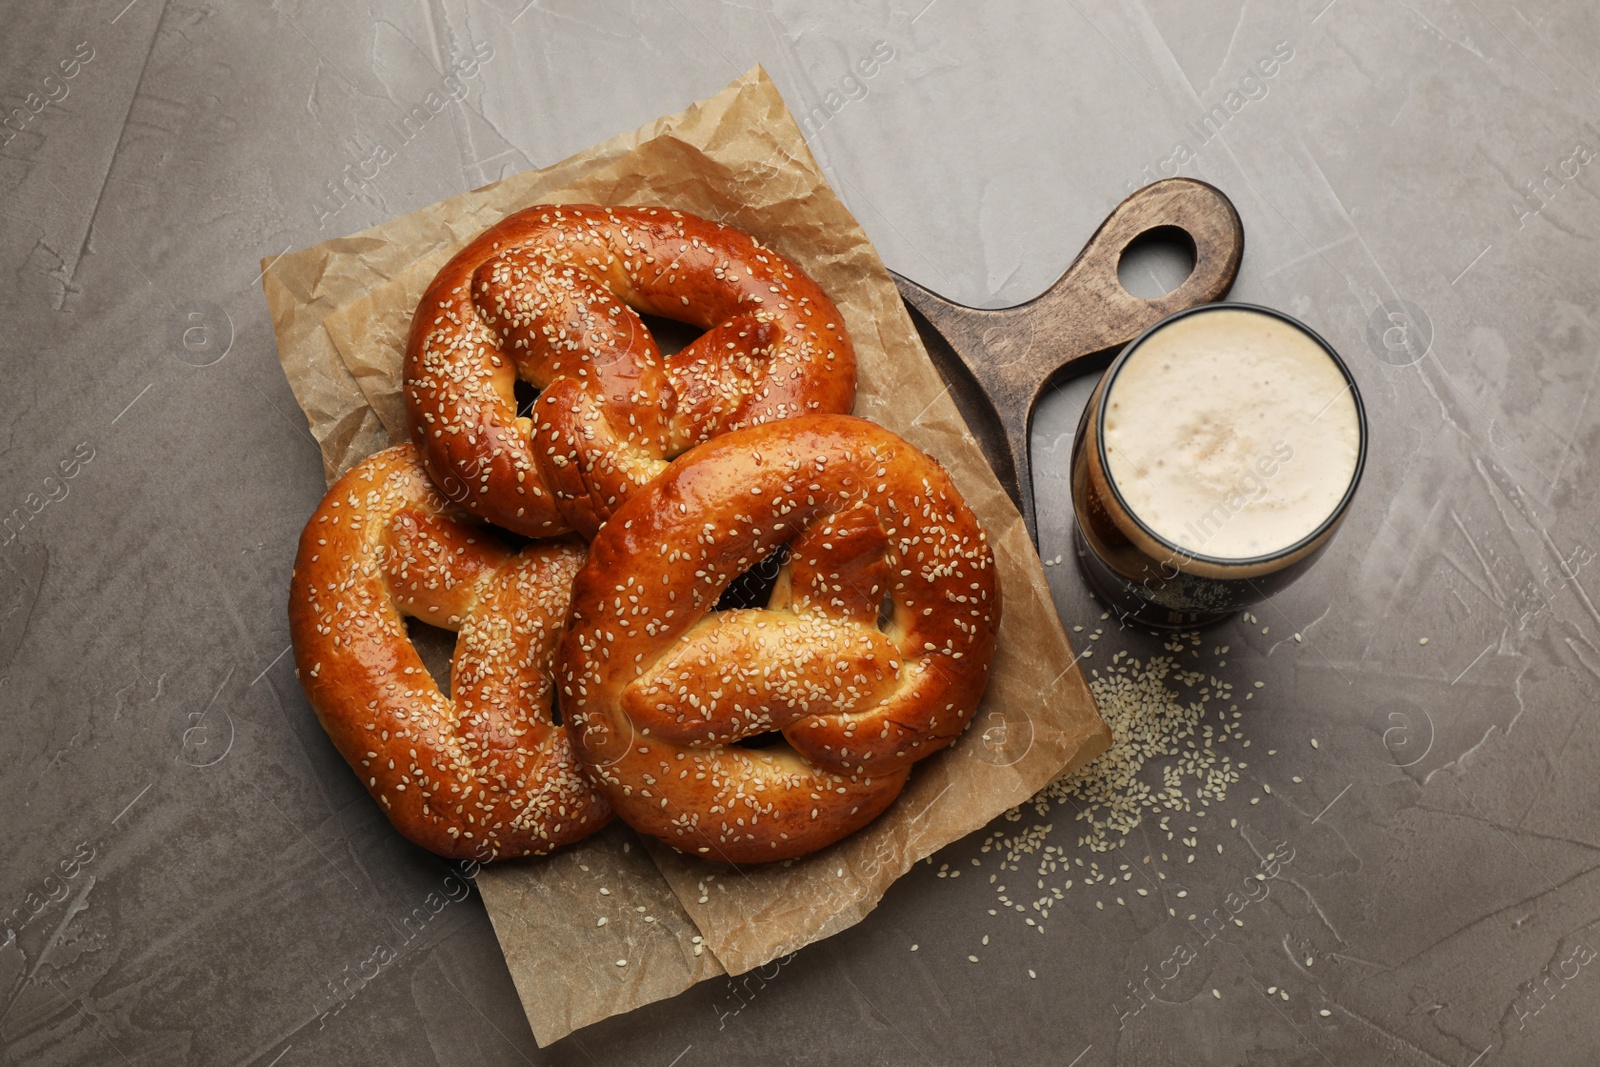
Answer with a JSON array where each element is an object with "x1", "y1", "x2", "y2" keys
[
  {"x1": 404, "y1": 204, "x2": 856, "y2": 540},
  {"x1": 559, "y1": 415, "x2": 1001, "y2": 863},
  {"x1": 288, "y1": 444, "x2": 608, "y2": 860}
]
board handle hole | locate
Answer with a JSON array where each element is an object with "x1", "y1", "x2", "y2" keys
[{"x1": 1117, "y1": 226, "x2": 1197, "y2": 299}]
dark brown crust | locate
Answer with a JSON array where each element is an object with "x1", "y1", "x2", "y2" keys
[
  {"x1": 288, "y1": 443, "x2": 610, "y2": 861},
  {"x1": 403, "y1": 203, "x2": 857, "y2": 540},
  {"x1": 558, "y1": 415, "x2": 1001, "y2": 864}
]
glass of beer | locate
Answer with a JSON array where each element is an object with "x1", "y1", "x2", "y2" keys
[{"x1": 1070, "y1": 303, "x2": 1367, "y2": 630}]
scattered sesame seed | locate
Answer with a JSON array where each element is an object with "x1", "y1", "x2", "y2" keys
[{"x1": 942, "y1": 635, "x2": 1265, "y2": 937}]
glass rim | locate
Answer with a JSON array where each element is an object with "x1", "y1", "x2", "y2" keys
[{"x1": 1094, "y1": 301, "x2": 1369, "y2": 570}]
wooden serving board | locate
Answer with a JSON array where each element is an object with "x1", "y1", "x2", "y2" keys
[{"x1": 892, "y1": 177, "x2": 1245, "y2": 542}]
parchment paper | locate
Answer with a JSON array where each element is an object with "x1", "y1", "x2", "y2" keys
[{"x1": 261, "y1": 66, "x2": 1109, "y2": 1046}]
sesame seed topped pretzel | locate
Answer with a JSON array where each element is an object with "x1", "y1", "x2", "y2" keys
[
  {"x1": 559, "y1": 415, "x2": 1001, "y2": 864},
  {"x1": 405, "y1": 204, "x2": 857, "y2": 541},
  {"x1": 289, "y1": 443, "x2": 609, "y2": 861}
]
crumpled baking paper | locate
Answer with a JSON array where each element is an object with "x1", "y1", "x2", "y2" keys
[{"x1": 262, "y1": 65, "x2": 1109, "y2": 1046}]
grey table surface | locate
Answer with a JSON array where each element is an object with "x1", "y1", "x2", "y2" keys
[{"x1": 4, "y1": 0, "x2": 1599, "y2": 1064}]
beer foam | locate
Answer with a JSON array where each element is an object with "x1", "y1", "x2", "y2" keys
[{"x1": 1102, "y1": 307, "x2": 1360, "y2": 560}]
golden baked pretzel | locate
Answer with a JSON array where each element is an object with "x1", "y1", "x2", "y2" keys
[
  {"x1": 559, "y1": 415, "x2": 1001, "y2": 863},
  {"x1": 404, "y1": 204, "x2": 856, "y2": 540},
  {"x1": 289, "y1": 443, "x2": 608, "y2": 860}
]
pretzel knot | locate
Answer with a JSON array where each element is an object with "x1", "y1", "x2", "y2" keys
[
  {"x1": 405, "y1": 204, "x2": 857, "y2": 541},
  {"x1": 559, "y1": 415, "x2": 1001, "y2": 863},
  {"x1": 289, "y1": 444, "x2": 609, "y2": 861}
]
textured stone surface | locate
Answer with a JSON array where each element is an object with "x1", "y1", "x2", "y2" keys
[{"x1": 3, "y1": 0, "x2": 1599, "y2": 1063}]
